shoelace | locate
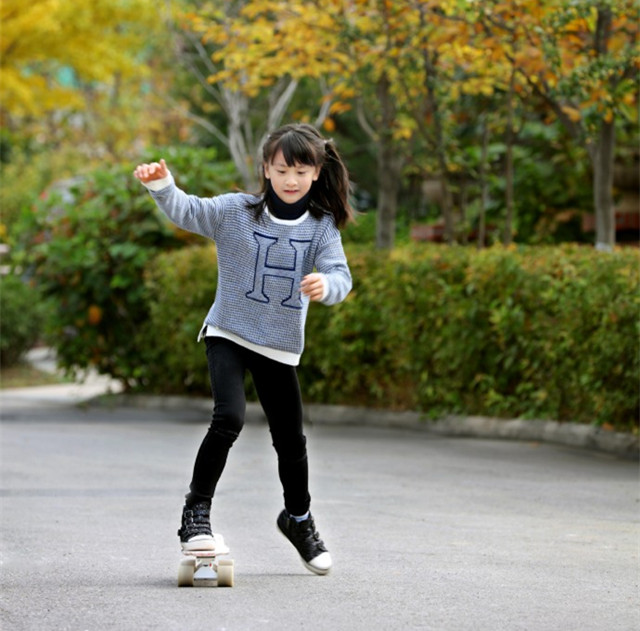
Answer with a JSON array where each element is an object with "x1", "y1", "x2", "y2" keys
[
  {"x1": 184, "y1": 504, "x2": 211, "y2": 529},
  {"x1": 295, "y1": 519, "x2": 322, "y2": 545}
]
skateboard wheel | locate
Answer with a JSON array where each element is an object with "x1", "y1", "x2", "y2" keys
[
  {"x1": 178, "y1": 557, "x2": 195, "y2": 587},
  {"x1": 217, "y1": 561, "x2": 234, "y2": 587}
]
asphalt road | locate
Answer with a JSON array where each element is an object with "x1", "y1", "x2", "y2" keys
[{"x1": 1, "y1": 397, "x2": 638, "y2": 631}]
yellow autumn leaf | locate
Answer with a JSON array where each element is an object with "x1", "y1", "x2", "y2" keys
[
  {"x1": 561, "y1": 105, "x2": 582, "y2": 122},
  {"x1": 323, "y1": 118, "x2": 336, "y2": 132}
]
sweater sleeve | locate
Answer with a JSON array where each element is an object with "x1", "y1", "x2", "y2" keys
[
  {"x1": 314, "y1": 224, "x2": 352, "y2": 306},
  {"x1": 144, "y1": 173, "x2": 226, "y2": 240}
]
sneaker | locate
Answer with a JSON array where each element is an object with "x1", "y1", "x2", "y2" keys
[
  {"x1": 178, "y1": 501, "x2": 215, "y2": 551},
  {"x1": 277, "y1": 509, "x2": 332, "y2": 575}
]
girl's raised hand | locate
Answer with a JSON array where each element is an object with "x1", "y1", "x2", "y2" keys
[{"x1": 133, "y1": 159, "x2": 169, "y2": 183}]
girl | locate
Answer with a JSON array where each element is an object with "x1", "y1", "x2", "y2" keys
[{"x1": 133, "y1": 123, "x2": 353, "y2": 575}]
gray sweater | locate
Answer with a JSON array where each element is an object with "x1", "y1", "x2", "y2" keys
[{"x1": 146, "y1": 174, "x2": 352, "y2": 365}]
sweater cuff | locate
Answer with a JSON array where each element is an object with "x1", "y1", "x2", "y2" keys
[
  {"x1": 142, "y1": 173, "x2": 173, "y2": 192},
  {"x1": 318, "y1": 273, "x2": 329, "y2": 302}
]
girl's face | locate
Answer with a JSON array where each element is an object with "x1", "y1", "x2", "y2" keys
[{"x1": 264, "y1": 150, "x2": 320, "y2": 204}]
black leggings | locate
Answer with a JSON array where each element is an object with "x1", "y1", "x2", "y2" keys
[{"x1": 186, "y1": 337, "x2": 310, "y2": 516}]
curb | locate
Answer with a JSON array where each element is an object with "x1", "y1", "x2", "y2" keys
[{"x1": 95, "y1": 394, "x2": 639, "y2": 460}]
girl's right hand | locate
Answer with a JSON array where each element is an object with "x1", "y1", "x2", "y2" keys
[{"x1": 133, "y1": 158, "x2": 169, "y2": 183}]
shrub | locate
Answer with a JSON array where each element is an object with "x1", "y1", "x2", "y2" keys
[
  {"x1": 140, "y1": 243, "x2": 639, "y2": 432},
  {"x1": 0, "y1": 144, "x2": 85, "y2": 238},
  {"x1": 0, "y1": 274, "x2": 46, "y2": 367},
  {"x1": 138, "y1": 246, "x2": 216, "y2": 393},
  {"x1": 12, "y1": 148, "x2": 239, "y2": 386},
  {"x1": 403, "y1": 245, "x2": 639, "y2": 428}
]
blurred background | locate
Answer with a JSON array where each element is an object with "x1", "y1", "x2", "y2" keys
[{"x1": 1, "y1": 0, "x2": 638, "y2": 432}]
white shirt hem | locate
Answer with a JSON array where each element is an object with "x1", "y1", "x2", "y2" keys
[{"x1": 198, "y1": 325, "x2": 301, "y2": 366}]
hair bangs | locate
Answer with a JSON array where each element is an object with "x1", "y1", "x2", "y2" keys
[{"x1": 274, "y1": 131, "x2": 320, "y2": 167}]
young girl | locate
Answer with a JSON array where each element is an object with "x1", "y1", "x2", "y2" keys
[{"x1": 133, "y1": 123, "x2": 353, "y2": 575}]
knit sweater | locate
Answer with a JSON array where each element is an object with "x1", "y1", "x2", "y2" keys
[{"x1": 145, "y1": 174, "x2": 352, "y2": 366}]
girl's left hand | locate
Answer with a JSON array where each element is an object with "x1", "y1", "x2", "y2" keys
[{"x1": 300, "y1": 274, "x2": 325, "y2": 302}]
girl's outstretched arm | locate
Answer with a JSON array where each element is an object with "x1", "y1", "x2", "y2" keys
[
  {"x1": 133, "y1": 159, "x2": 169, "y2": 184},
  {"x1": 134, "y1": 160, "x2": 229, "y2": 240}
]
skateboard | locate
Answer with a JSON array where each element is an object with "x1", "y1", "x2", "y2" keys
[{"x1": 178, "y1": 533, "x2": 234, "y2": 587}]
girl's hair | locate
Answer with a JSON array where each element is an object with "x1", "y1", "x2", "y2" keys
[{"x1": 249, "y1": 123, "x2": 354, "y2": 229}]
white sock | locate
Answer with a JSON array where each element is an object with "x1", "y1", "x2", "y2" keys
[{"x1": 291, "y1": 511, "x2": 310, "y2": 522}]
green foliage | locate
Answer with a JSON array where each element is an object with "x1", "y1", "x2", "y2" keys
[
  {"x1": 0, "y1": 156, "x2": 50, "y2": 236},
  {"x1": 13, "y1": 165, "x2": 178, "y2": 385},
  {"x1": 11, "y1": 147, "x2": 239, "y2": 385},
  {"x1": 507, "y1": 123, "x2": 593, "y2": 243},
  {"x1": 342, "y1": 211, "x2": 377, "y2": 245},
  {"x1": 140, "y1": 243, "x2": 639, "y2": 432},
  {"x1": 0, "y1": 274, "x2": 47, "y2": 367},
  {"x1": 0, "y1": 142, "x2": 87, "y2": 239},
  {"x1": 138, "y1": 246, "x2": 216, "y2": 393}
]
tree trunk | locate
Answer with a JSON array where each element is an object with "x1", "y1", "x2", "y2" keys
[
  {"x1": 477, "y1": 115, "x2": 489, "y2": 249},
  {"x1": 592, "y1": 119, "x2": 616, "y2": 250},
  {"x1": 224, "y1": 90, "x2": 254, "y2": 189},
  {"x1": 437, "y1": 158, "x2": 455, "y2": 244},
  {"x1": 459, "y1": 179, "x2": 468, "y2": 245},
  {"x1": 375, "y1": 76, "x2": 403, "y2": 250},
  {"x1": 591, "y1": 7, "x2": 616, "y2": 251},
  {"x1": 424, "y1": 72, "x2": 454, "y2": 243},
  {"x1": 423, "y1": 62, "x2": 454, "y2": 244},
  {"x1": 503, "y1": 69, "x2": 515, "y2": 245}
]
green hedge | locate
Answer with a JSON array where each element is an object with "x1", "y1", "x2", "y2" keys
[
  {"x1": 138, "y1": 246, "x2": 217, "y2": 393},
  {"x1": 0, "y1": 274, "x2": 46, "y2": 367},
  {"x1": 141, "y1": 243, "x2": 639, "y2": 432}
]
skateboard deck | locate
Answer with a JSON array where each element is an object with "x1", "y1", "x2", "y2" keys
[{"x1": 178, "y1": 533, "x2": 234, "y2": 587}]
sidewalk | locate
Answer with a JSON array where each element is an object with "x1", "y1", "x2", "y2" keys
[
  {"x1": 1, "y1": 347, "x2": 122, "y2": 408},
  {"x1": 5, "y1": 347, "x2": 637, "y2": 459}
]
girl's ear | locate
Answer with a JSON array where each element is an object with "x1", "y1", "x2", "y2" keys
[
  {"x1": 263, "y1": 162, "x2": 270, "y2": 179},
  {"x1": 312, "y1": 166, "x2": 321, "y2": 181}
]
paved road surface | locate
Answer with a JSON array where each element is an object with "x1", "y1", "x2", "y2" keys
[{"x1": 1, "y1": 398, "x2": 637, "y2": 630}]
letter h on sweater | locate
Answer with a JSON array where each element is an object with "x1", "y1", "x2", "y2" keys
[{"x1": 246, "y1": 233, "x2": 311, "y2": 309}]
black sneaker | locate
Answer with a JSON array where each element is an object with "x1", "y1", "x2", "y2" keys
[
  {"x1": 178, "y1": 501, "x2": 215, "y2": 551},
  {"x1": 277, "y1": 509, "x2": 332, "y2": 575}
]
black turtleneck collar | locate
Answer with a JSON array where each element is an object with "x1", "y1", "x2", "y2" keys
[{"x1": 267, "y1": 186, "x2": 311, "y2": 220}]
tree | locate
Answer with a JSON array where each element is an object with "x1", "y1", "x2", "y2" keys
[
  {"x1": 181, "y1": 0, "x2": 424, "y2": 247},
  {"x1": 0, "y1": 0, "x2": 177, "y2": 160},
  {"x1": 179, "y1": 1, "x2": 467, "y2": 248},
  {"x1": 177, "y1": 0, "x2": 346, "y2": 189},
  {"x1": 346, "y1": 0, "x2": 522, "y2": 246},
  {"x1": 171, "y1": 0, "x2": 638, "y2": 250},
  {"x1": 476, "y1": 0, "x2": 639, "y2": 250},
  {"x1": 343, "y1": 0, "x2": 415, "y2": 249},
  {"x1": 1, "y1": 0, "x2": 158, "y2": 110}
]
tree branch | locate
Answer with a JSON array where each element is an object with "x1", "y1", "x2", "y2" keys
[
  {"x1": 267, "y1": 78, "x2": 298, "y2": 130},
  {"x1": 158, "y1": 92, "x2": 229, "y2": 147},
  {"x1": 356, "y1": 98, "x2": 377, "y2": 141}
]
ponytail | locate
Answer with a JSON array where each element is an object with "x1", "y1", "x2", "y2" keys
[{"x1": 310, "y1": 139, "x2": 354, "y2": 230}]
